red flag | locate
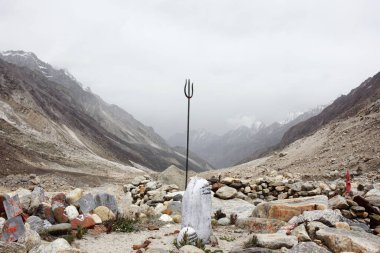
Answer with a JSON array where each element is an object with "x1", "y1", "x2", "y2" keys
[{"x1": 345, "y1": 169, "x2": 351, "y2": 195}]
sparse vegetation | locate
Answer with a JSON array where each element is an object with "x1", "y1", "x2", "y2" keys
[
  {"x1": 104, "y1": 217, "x2": 140, "y2": 233},
  {"x1": 214, "y1": 209, "x2": 226, "y2": 220},
  {"x1": 75, "y1": 225, "x2": 88, "y2": 239},
  {"x1": 219, "y1": 235, "x2": 235, "y2": 242},
  {"x1": 244, "y1": 235, "x2": 258, "y2": 248}
]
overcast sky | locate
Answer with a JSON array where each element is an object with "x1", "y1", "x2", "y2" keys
[{"x1": 1, "y1": 1, "x2": 380, "y2": 137}]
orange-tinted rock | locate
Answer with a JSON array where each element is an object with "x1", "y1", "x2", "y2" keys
[
  {"x1": 252, "y1": 195, "x2": 328, "y2": 222},
  {"x1": 51, "y1": 193, "x2": 66, "y2": 205},
  {"x1": 162, "y1": 209, "x2": 173, "y2": 215},
  {"x1": 53, "y1": 205, "x2": 69, "y2": 223},
  {"x1": 71, "y1": 214, "x2": 96, "y2": 229},
  {"x1": 235, "y1": 217, "x2": 288, "y2": 233}
]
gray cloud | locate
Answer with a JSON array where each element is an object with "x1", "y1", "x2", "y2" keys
[{"x1": 1, "y1": 0, "x2": 380, "y2": 137}]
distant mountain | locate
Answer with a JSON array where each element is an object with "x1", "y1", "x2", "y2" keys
[
  {"x1": 167, "y1": 109, "x2": 323, "y2": 168},
  {"x1": 279, "y1": 73, "x2": 380, "y2": 149},
  {"x1": 0, "y1": 50, "x2": 212, "y2": 177}
]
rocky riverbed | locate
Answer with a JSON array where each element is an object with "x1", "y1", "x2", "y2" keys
[{"x1": 1, "y1": 171, "x2": 380, "y2": 253}]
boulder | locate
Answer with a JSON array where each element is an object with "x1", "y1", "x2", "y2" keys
[
  {"x1": 328, "y1": 195, "x2": 349, "y2": 210},
  {"x1": 47, "y1": 223, "x2": 72, "y2": 235},
  {"x1": 17, "y1": 229, "x2": 41, "y2": 252},
  {"x1": 93, "y1": 206, "x2": 115, "y2": 222},
  {"x1": 252, "y1": 195, "x2": 328, "y2": 222},
  {"x1": 52, "y1": 204, "x2": 69, "y2": 223},
  {"x1": 288, "y1": 242, "x2": 331, "y2": 253},
  {"x1": 215, "y1": 186, "x2": 237, "y2": 200},
  {"x1": 306, "y1": 221, "x2": 328, "y2": 239},
  {"x1": 316, "y1": 227, "x2": 380, "y2": 253},
  {"x1": 288, "y1": 209, "x2": 344, "y2": 226},
  {"x1": 250, "y1": 233, "x2": 298, "y2": 249},
  {"x1": 0, "y1": 242, "x2": 26, "y2": 253},
  {"x1": 212, "y1": 197, "x2": 255, "y2": 219},
  {"x1": 10, "y1": 188, "x2": 32, "y2": 212},
  {"x1": 235, "y1": 217, "x2": 287, "y2": 233},
  {"x1": 66, "y1": 188, "x2": 83, "y2": 205}
]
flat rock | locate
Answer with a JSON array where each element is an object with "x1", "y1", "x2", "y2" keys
[
  {"x1": 291, "y1": 224, "x2": 311, "y2": 241},
  {"x1": 288, "y1": 242, "x2": 331, "y2": 253},
  {"x1": 236, "y1": 217, "x2": 287, "y2": 233},
  {"x1": 251, "y1": 233, "x2": 298, "y2": 249},
  {"x1": 252, "y1": 195, "x2": 328, "y2": 222},
  {"x1": 316, "y1": 227, "x2": 380, "y2": 253},
  {"x1": 94, "y1": 193, "x2": 118, "y2": 213},
  {"x1": 288, "y1": 209, "x2": 344, "y2": 226},
  {"x1": 212, "y1": 197, "x2": 255, "y2": 219}
]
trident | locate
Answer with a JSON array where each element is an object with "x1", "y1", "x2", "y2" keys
[{"x1": 184, "y1": 79, "x2": 194, "y2": 189}]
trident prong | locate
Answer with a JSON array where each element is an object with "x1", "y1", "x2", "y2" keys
[
  {"x1": 184, "y1": 79, "x2": 194, "y2": 189},
  {"x1": 184, "y1": 79, "x2": 193, "y2": 98}
]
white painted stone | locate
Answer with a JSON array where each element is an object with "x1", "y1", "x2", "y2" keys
[
  {"x1": 177, "y1": 227, "x2": 198, "y2": 247},
  {"x1": 181, "y1": 177, "x2": 212, "y2": 243},
  {"x1": 64, "y1": 205, "x2": 79, "y2": 221}
]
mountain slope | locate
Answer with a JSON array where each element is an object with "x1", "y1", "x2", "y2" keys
[
  {"x1": 0, "y1": 51, "x2": 211, "y2": 177},
  {"x1": 200, "y1": 74, "x2": 380, "y2": 180},
  {"x1": 279, "y1": 73, "x2": 380, "y2": 149}
]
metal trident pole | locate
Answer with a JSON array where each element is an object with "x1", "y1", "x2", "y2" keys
[{"x1": 184, "y1": 79, "x2": 194, "y2": 189}]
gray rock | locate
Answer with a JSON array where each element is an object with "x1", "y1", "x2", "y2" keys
[
  {"x1": 0, "y1": 242, "x2": 27, "y2": 253},
  {"x1": 18, "y1": 229, "x2": 41, "y2": 252},
  {"x1": 316, "y1": 227, "x2": 380, "y2": 253},
  {"x1": 306, "y1": 221, "x2": 328, "y2": 239},
  {"x1": 328, "y1": 195, "x2": 349, "y2": 210},
  {"x1": 173, "y1": 194, "x2": 183, "y2": 202},
  {"x1": 26, "y1": 216, "x2": 45, "y2": 234},
  {"x1": 29, "y1": 187, "x2": 45, "y2": 213},
  {"x1": 215, "y1": 186, "x2": 237, "y2": 199},
  {"x1": 47, "y1": 223, "x2": 72, "y2": 235},
  {"x1": 94, "y1": 193, "x2": 118, "y2": 213},
  {"x1": 78, "y1": 193, "x2": 96, "y2": 213},
  {"x1": 288, "y1": 209, "x2": 344, "y2": 226},
  {"x1": 301, "y1": 182, "x2": 314, "y2": 191},
  {"x1": 212, "y1": 197, "x2": 255, "y2": 219},
  {"x1": 288, "y1": 242, "x2": 331, "y2": 253},
  {"x1": 250, "y1": 233, "x2": 298, "y2": 249},
  {"x1": 146, "y1": 181, "x2": 161, "y2": 191}
]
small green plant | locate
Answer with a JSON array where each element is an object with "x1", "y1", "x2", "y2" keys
[
  {"x1": 219, "y1": 235, "x2": 235, "y2": 242},
  {"x1": 63, "y1": 234, "x2": 75, "y2": 244},
  {"x1": 75, "y1": 225, "x2": 88, "y2": 239},
  {"x1": 173, "y1": 230, "x2": 206, "y2": 250},
  {"x1": 104, "y1": 217, "x2": 140, "y2": 233}
]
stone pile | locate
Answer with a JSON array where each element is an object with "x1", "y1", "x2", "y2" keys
[{"x1": 208, "y1": 174, "x2": 375, "y2": 203}]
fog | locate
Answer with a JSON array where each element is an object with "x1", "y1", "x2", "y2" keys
[{"x1": 1, "y1": 0, "x2": 379, "y2": 137}]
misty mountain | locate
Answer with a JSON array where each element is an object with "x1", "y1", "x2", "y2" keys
[
  {"x1": 0, "y1": 50, "x2": 212, "y2": 176},
  {"x1": 278, "y1": 72, "x2": 380, "y2": 149},
  {"x1": 167, "y1": 108, "x2": 323, "y2": 168}
]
